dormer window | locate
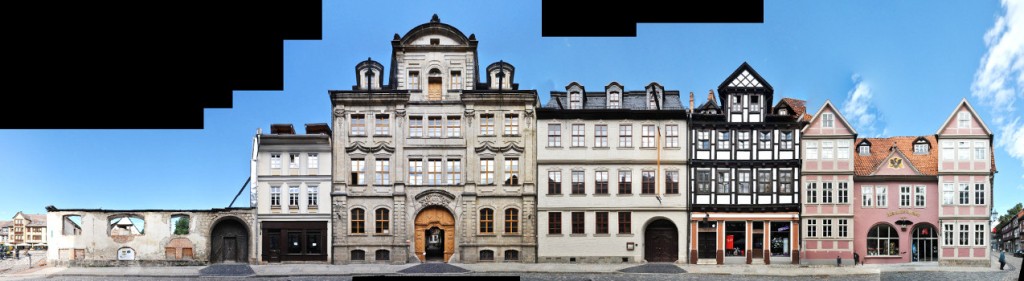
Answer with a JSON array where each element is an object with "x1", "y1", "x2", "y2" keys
[
  {"x1": 569, "y1": 91, "x2": 582, "y2": 109},
  {"x1": 913, "y1": 139, "x2": 930, "y2": 155},
  {"x1": 779, "y1": 108, "x2": 788, "y2": 116},
  {"x1": 608, "y1": 91, "x2": 620, "y2": 109},
  {"x1": 858, "y1": 144, "x2": 870, "y2": 155},
  {"x1": 648, "y1": 94, "x2": 657, "y2": 110}
]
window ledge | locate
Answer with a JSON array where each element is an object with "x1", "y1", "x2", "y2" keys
[
  {"x1": 663, "y1": 147, "x2": 682, "y2": 150},
  {"x1": 503, "y1": 134, "x2": 522, "y2": 137},
  {"x1": 373, "y1": 135, "x2": 392, "y2": 137},
  {"x1": 616, "y1": 233, "x2": 634, "y2": 237},
  {"x1": 639, "y1": 147, "x2": 656, "y2": 150},
  {"x1": 569, "y1": 194, "x2": 587, "y2": 197},
  {"x1": 593, "y1": 193, "x2": 611, "y2": 197},
  {"x1": 593, "y1": 234, "x2": 611, "y2": 237},
  {"x1": 546, "y1": 234, "x2": 564, "y2": 237},
  {"x1": 478, "y1": 234, "x2": 497, "y2": 237},
  {"x1": 569, "y1": 234, "x2": 587, "y2": 237},
  {"x1": 617, "y1": 147, "x2": 635, "y2": 150},
  {"x1": 349, "y1": 234, "x2": 369, "y2": 236},
  {"x1": 545, "y1": 194, "x2": 565, "y2": 197},
  {"x1": 569, "y1": 147, "x2": 587, "y2": 149},
  {"x1": 546, "y1": 146, "x2": 564, "y2": 149}
]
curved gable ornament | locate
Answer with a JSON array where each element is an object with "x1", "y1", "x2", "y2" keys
[
  {"x1": 475, "y1": 141, "x2": 525, "y2": 153},
  {"x1": 346, "y1": 141, "x2": 396, "y2": 153},
  {"x1": 414, "y1": 189, "x2": 456, "y2": 209}
]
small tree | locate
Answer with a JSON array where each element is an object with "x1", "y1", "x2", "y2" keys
[{"x1": 173, "y1": 217, "x2": 190, "y2": 235}]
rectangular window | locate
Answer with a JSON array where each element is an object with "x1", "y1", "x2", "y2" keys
[
  {"x1": 619, "y1": 125, "x2": 633, "y2": 147},
  {"x1": 504, "y1": 114, "x2": 519, "y2": 135},
  {"x1": 779, "y1": 170, "x2": 794, "y2": 193},
  {"x1": 594, "y1": 125, "x2": 608, "y2": 147},
  {"x1": 548, "y1": 171, "x2": 562, "y2": 195},
  {"x1": 427, "y1": 159, "x2": 443, "y2": 185},
  {"x1": 823, "y1": 113, "x2": 834, "y2": 128},
  {"x1": 717, "y1": 131, "x2": 731, "y2": 149},
  {"x1": 409, "y1": 116, "x2": 423, "y2": 137},
  {"x1": 449, "y1": 71, "x2": 461, "y2": 89},
  {"x1": 957, "y1": 111, "x2": 970, "y2": 128},
  {"x1": 915, "y1": 185, "x2": 926, "y2": 207},
  {"x1": 838, "y1": 140, "x2": 850, "y2": 159},
  {"x1": 822, "y1": 182, "x2": 833, "y2": 203},
  {"x1": 750, "y1": 95, "x2": 761, "y2": 112},
  {"x1": 376, "y1": 209, "x2": 390, "y2": 234},
  {"x1": 595, "y1": 171, "x2": 609, "y2": 194},
  {"x1": 427, "y1": 116, "x2": 443, "y2": 138},
  {"x1": 289, "y1": 153, "x2": 300, "y2": 168},
  {"x1": 288, "y1": 186, "x2": 299, "y2": 206},
  {"x1": 571, "y1": 212, "x2": 585, "y2": 234},
  {"x1": 350, "y1": 114, "x2": 366, "y2": 136},
  {"x1": 641, "y1": 125, "x2": 656, "y2": 148},
  {"x1": 446, "y1": 116, "x2": 461, "y2": 137},
  {"x1": 351, "y1": 209, "x2": 365, "y2": 234},
  {"x1": 307, "y1": 186, "x2": 318, "y2": 206},
  {"x1": 479, "y1": 114, "x2": 495, "y2": 135},
  {"x1": 807, "y1": 219, "x2": 817, "y2": 237},
  {"x1": 595, "y1": 212, "x2": 609, "y2": 234},
  {"x1": 737, "y1": 131, "x2": 750, "y2": 150},
  {"x1": 806, "y1": 182, "x2": 817, "y2": 203},
  {"x1": 716, "y1": 170, "x2": 730, "y2": 193},
  {"x1": 838, "y1": 182, "x2": 849, "y2": 203},
  {"x1": 641, "y1": 171, "x2": 656, "y2": 194},
  {"x1": 757, "y1": 170, "x2": 771, "y2": 193},
  {"x1": 859, "y1": 145, "x2": 871, "y2": 155},
  {"x1": 914, "y1": 143, "x2": 928, "y2": 154},
  {"x1": 780, "y1": 131, "x2": 794, "y2": 150},
  {"x1": 618, "y1": 171, "x2": 632, "y2": 195},
  {"x1": 942, "y1": 141, "x2": 954, "y2": 160},
  {"x1": 975, "y1": 224, "x2": 985, "y2": 246},
  {"x1": 271, "y1": 153, "x2": 282, "y2": 169},
  {"x1": 308, "y1": 153, "x2": 319, "y2": 169},
  {"x1": 608, "y1": 92, "x2": 620, "y2": 109},
  {"x1": 374, "y1": 114, "x2": 389, "y2": 136},
  {"x1": 665, "y1": 125, "x2": 679, "y2": 148},
  {"x1": 665, "y1": 171, "x2": 679, "y2": 194},
  {"x1": 959, "y1": 183, "x2": 969, "y2": 205},
  {"x1": 505, "y1": 209, "x2": 519, "y2": 234},
  {"x1": 875, "y1": 186, "x2": 887, "y2": 207},
  {"x1": 696, "y1": 170, "x2": 712, "y2": 194},
  {"x1": 822, "y1": 141, "x2": 834, "y2": 159},
  {"x1": 958, "y1": 141, "x2": 970, "y2": 160},
  {"x1": 618, "y1": 212, "x2": 631, "y2": 234},
  {"x1": 758, "y1": 131, "x2": 772, "y2": 149},
  {"x1": 900, "y1": 186, "x2": 911, "y2": 207},
  {"x1": 697, "y1": 130, "x2": 711, "y2": 150},
  {"x1": 408, "y1": 160, "x2": 423, "y2": 185},
  {"x1": 943, "y1": 224, "x2": 954, "y2": 245},
  {"x1": 547, "y1": 124, "x2": 561, "y2": 147},
  {"x1": 806, "y1": 141, "x2": 818, "y2": 160},
  {"x1": 862, "y1": 186, "x2": 874, "y2": 207},
  {"x1": 446, "y1": 159, "x2": 461, "y2": 185},
  {"x1": 351, "y1": 159, "x2": 365, "y2": 185},
  {"x1": 571, "y1": 124, "x2": 585, "y2": 147},
  {"x1": 480, "y1": 159, "x2": 494, "y2": 185},
  {"x1": 271, "y1": 186, "x2": 281, "y2": 206},
  {"x1": 503, "y1": 158, "x2": 520, "y2": 186},
  {"x1": 408, "y1": 71, "x2": 420, "y2": 89},
  {"x1": 974, "y1": 141, "x2": 986, "y2": 160},
  {"x1": 548, "y1": 212, "x2": 562, "y2": 234},
  {"x1": 571, "y1": 171, "x2": 585, "y2": 194},
  {"x1": 479, "y1": 209, "x2": 493, "y2": 234},
  {"x1": 374, "y1": 159, "x2": 390, "y2": 185},
  {"x1": 731, "y1": 95, "x2": 742, "y2": 111},
  {"x1": 839, "y1": 219, "x2": 848, "y2": 238},
  {"x1": 959, "y1": 224, "x2": 969, "y2": 246},
  {"x1": 822, "y1": 219, "x2": 833, "y2": 238},
  {"x1": 943, "y1": 183, "x2": 954, "y2": 205},
  {"x1": 975, "y1": 184, "x2": 985, "y2": 205}
]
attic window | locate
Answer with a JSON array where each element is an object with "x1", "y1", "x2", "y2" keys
[
  {"x1": 858, "y1": 144, "x2": 870, "y2": 155},
  {"x1": 913, "y1": 140, "x2": 929, "y2": 155},
  {"x1": 779, "y1": 108, "x2": 788, "y2": 116},
  {"x1": 608, "y1": 91, "x2": 620, "y2": 109},
  {"x1": 569, "y1": 92, "x2": 582, "y2": 109},
  {"x1": 430, "y1": 38, "x2": 440, "y2": 45}
]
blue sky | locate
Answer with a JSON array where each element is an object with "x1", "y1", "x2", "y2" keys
[{"x1": 1, "y1": 0, "x2": 1021, "y2": 221}]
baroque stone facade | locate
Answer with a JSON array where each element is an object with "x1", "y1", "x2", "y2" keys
[{"x1": 330, "y1": 15, "x2": 537, "y2": 264}]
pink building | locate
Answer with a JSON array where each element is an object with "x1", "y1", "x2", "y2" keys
[
  {"x1": 852, "y1": 136, "x2": 940, "y2": 264},
  {"x1": 935, "y1": 99, "x2": 995, "y2": 266},
  {"x1": 800, "y1": 100, "x2": 856, "y2": 264}
]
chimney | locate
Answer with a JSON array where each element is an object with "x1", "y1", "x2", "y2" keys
[
  {"x1": 689, "y1": 92, "x2": 694, "y2": 114},
  {"x1": 708, "y1": 89, "x2": 716, "y2": 104}
]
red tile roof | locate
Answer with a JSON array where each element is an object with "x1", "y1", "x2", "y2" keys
[
  {"x1": 854, "y1": 136, "x2": 938, "y2": 176},
  {"x1": 777, "y1": 98, "x2": 812, "y2": 122}
]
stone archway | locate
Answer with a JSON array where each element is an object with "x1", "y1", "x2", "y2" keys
[
  {"x1": 414, "y1": 206, "x2": 455, "y2": 262},
  {"x1": 644, "y1": 219, "x2": 679, "y2": 262},
  {"x1": 210, "y1": 217, "x2": 249, "y2": 264}
]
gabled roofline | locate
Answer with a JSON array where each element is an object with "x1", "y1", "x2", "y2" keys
[
  {"x1": 936, "y1": 98, "x2": 993, "y2": 135},
  {"x1": 802, "y1": 99, "x2": 859, "y2": 135}
]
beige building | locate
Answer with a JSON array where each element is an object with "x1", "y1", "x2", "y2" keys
[
  {"x1": 251, "y1": 123, "x2": 333, "y2": 263},
  {"x1": 6, "y1": 212, "x2": 47, "y2": 250},
  {"x1": 330, "y1": 15, "x2": 538, "y2": 264}
]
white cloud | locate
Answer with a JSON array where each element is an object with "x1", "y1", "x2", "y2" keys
[
  {"x1": 841, "y1": 74, "x2": 887, "y2": 137},
  {"x1": 972, "y1": 0, "x2": 1024, "y2": 168}
]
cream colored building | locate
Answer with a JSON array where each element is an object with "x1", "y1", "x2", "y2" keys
[{"x1": 7, "y1": 212, "x2": 47, "y2": 249}]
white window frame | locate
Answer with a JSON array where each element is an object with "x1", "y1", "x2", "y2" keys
[
  {"x1": 974, "y1": 141, "x2": 986, "y2": 160},
  {"x1": 958, "y1": 183, "x2": 970, "y2": 205},
  {"x1": 914, "y1": 185, "x2": 926, "y2": 208},
  {"x1": 899, "y1": 186, "x2": 911, "y2": 208},
  {"x1": 446, "y1": 159, "x2": 461, "y2": 185},
  {"x1": 942, "y1": 141, "x2": 954, "y2": 160},
  {"x1": 480, "y1": 159, "x2": 494, "y2": 185},
  {"x1": 943, "y1": 223, "x2": 954, "y2": 246},
  {"x1": 958, "y1": 141, "x2": 970, "y2": 160},
  {"x1": 641, "y1": 125, "x2": 656, "y2": 148},
  {"x1": 594, "y1": 124, "x2": 608, "y2": 148},
  {"x1": 807, "y1": 219, "x2": 817, "y2": 238},
  {"x1": 838, "y1": 182, "x2": 849, "y2": 204},
  {"x1": 374, "y1": 159, "x2": 390, "y2": 185},
  {"x1": 446, "y1": 116, "x2": 461, "y2": 138},
  {"x1": 957, "y1": 111, "x2": 970, "y2": 128},
  {"x1": 862, "y1": 185, "x2": 874, "y2": 207},
  {"x1": 408, "y1": 160, "x2": 423, "y2": 185},
  {"x1": 271, "y1": 153, "x2": 282, "y2": 169},
  {"x1": 665, "y1": 125, "x2": 679, "y2": 148},
  {"x1": 806, "y1": 141, "x2": 818, "y2": 159},
  {"x1": 822, "y1": 113, "x2": 834, "y2": 128},
  {"x1": 942, "y1": 183, "x2": 954, "y2": 205},
  {"x1": 547, "y1": 124, "x2": 561, "y2": 147},
  {"x1": 875, "y1": 186, "x2": 887, "y2": 207},
  {"x1": 838, "y1": 140, "x2": 850, "y2": 159},
  {"x1": 308, "y1": 153, "x2": 319, "y2": 169},
  {"x1": 619, "y1": 124, "x2": 633, "y2": 147},
  {"x1": 806, "y1": 182, "x2": 817, "y2": 204},
  {"x1": 571, "y1": 124, "x2": 585, "y2": 147},
  {"x1": 822, "y1": 141, "x2": 834, "y2": 159}
]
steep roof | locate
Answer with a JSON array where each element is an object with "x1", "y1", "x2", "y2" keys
[
  {"x1": 802, "y1": 100, "x2": 857, "y2": 134},
  {"x1": 0, "y1": 220, "x2": 11, "y2": 228},
  {"x1": 854, "y1": 136, "x2": 938, "y2": 176},
  {"x1": 25, "y1": 214, "x2": 47, "y2": 227},
  {"x1": 776, "y1": 98, "x2": 812, "y2": 122}
]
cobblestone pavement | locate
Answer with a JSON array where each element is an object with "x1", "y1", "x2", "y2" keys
[
  {"x1": 397, "y1": 263, "x2": 470, "y2": 274},
  {"x1": 7, "y1": 273, "x2": 879, "y2": 281},
  {"x1": 198, "y1": 264, "x2": 255, "y2": 276},
  {"x1": 618, "y1": 263, "x2": 687, "y2": 273}
]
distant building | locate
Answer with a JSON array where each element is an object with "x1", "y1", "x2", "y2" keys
[
  {"x1": 7, "y1": 212, "x2": 47, "y2": 250},
  {"x1": 0, "y1": 220, "x2": 11, "y2": 246},
  {"x1": 251, "y1": 123, "x2": 332, "y2": 263}
]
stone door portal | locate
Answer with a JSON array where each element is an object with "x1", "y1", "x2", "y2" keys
[
  {"x1": 415, "y1": 206, "x2": 455, "y2": 262},
  {"x1": 644, "y1": 219, "x2": 678, "y2": 262}
]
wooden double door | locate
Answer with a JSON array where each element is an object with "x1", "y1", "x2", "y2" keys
[
  {"x1": 644, "y1": 219, "x2": 679, "y2": 262},
  {"x1": 414, "y1": 207, "x2": 455, "y2": 262}
]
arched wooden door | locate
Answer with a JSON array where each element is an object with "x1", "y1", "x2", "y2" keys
[
  {"x1": 644, "y1": 219, "x2": 679, "y2": 262},
  {"x1": 210, "y1": 218, "x2": 249, "y2": 264},
  {"x1": 415, "y1": 206, "x2": 455, "y2": 262}
]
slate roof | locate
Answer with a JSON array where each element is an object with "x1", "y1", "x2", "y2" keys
[
  {"x1": 854, "y1": 136, "x2": 938, "y2": 176},
  {"x1": 545, "y1": 90, "x2": 684, "y2": 110}
]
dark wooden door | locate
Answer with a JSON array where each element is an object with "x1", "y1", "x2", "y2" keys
[
  {"x1": 644, "y1": 220, "x2": 678, "y2": 262},
  {"x1": 263, "y1": 231, "x2": 281, "y2": 262},
  {"x1": 223, "y1": 237, "x2": 237, "y2": 262},
  {"x1": 698, "y1": 232, "x2": 717, "y2": 259}
]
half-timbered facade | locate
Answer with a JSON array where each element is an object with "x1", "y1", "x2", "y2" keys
[
  {"x1": 688, "y1": 63, "x2": 807, "y2": 265},
  {"x1": 800, "y1": 100, "x2": 857, "y2": 264},
  {"x1": 329, "y1": 15, "x2": 537, "y2": 264},
  {"x1": 537, "y1": 82, "x2": 689, "y2": 263}
]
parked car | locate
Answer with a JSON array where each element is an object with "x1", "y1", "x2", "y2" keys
[{"x1": 1014, "y1": 250, "x2": 1024, "y2": 258}]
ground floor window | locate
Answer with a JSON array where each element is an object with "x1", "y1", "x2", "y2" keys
[
  {"x1": 351, "y1": 250, "x2": 365, "y2": 260},
  {"x1": 725, "y1": 221, "x2": 746, "y2": 257},
  {"x1": 480, "y1": 250, "x2": 494, "y2": 261},
  {"x1": 261, "y1": 221, "x2": 328, "y2": 262},
  {"x1": 504, "y1": 250, "x2": 519, "y2": 261},
  {"x1": 867, "y1": 224, "x2": 899, "y2": 256},
  {"x1": 770, "y1": 221, "x2": 791, "y2": 257},
  {"x1": 375, "y1": 249, "x2": 390, "y2": 261}
]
